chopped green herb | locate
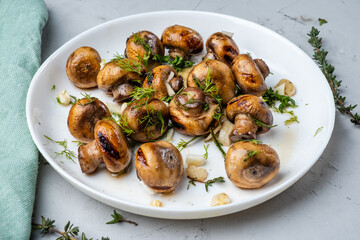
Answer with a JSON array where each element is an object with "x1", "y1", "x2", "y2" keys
[
  {"x1": 250, "y1": 116, "x2": 278, "y2": 129},
  {"x1": 130, "y1": 86, "x2": 155, "y2": 100},
  {"x1": 240, "y1": 139, "x2": 263, "y2": 144},
  {"x1": 203, "y1": 144, "x2": 209, "y2": 160},
  {"x1": 176, "y1": 136, "x2": 199, "y2": 151},
  {"x1": 205, "y1": 177, "x2": 225, "y2": 192},
  {"x1": 111, "y1": 52, "x2": 143, "y2": 75},
  {"x1": 262, "y1": 87, "x2": 297, "y2": 113},
  {"x1": 285, "y1": 115, "x2": 299, "y2": 125},
  {"x1": 242, "y1": 150, "x2": 258, "y2": 163},
  {"x1": 210, "y1": 128, "x2": 226, "y2": 159},
  {"x1": 153, "y1": 54, "x2": 194, "y2": 72},
  {"x1": 314, "y1": 126, "x2": 323, "y2": 137},
  {"x1": 44, "y1": 135, "x2": 76, "y2": 163},
  {"x1": 318, "y1": 18, "x2": 328, "y2": 26},
  {"x1": 72, "y1": 140, "x2": 85, "y2": 147},
  {"x1": 161, "y1": 95, "x2": 174, "y2": 103},
  {"x1": 106, "y1": 210, "x2": 138, "y2": 226},
  {"x1": 51, "y1": 85, "x2": 55, "y2": 91}
]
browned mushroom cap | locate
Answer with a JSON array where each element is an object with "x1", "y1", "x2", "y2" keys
[
  {"x1": 169, "y1": 87, "x2": 219, "y2": 136},
  {"x1": 225, "y1": 141, "x2": 280, "y2": 189},
  {"x1": 66, "y1": 46, "x2": 101, "y2": 89},
  {"x1": 123, "y1": 98, "x2": 169, "y2": 142},
  {"x1": 97, "y1": 62, "x2": 142, "y2": 102},
  {"x1": 253, "y1": 58, "x2": 270, "y2": 79},
  {"x1": 67, "y1": 98, "x2": 111, "y2": 143},
  {"x1": 161, "y1": 25, "x2": 203, "y2": 60},
  {"x1": 126, "y1": 31, "x2": 164, "y2": 72},
  {"x1": 226, "y1": 94, "x2": 273, "y2": 141},
  {"x1": 78, "y1": 119, "x2": 131, "y2": 174},
  {"x1": 231, "y1": 54, "x2": 267, "y2": 96},
  {"x1": 135, "y1": 141, "x2": 183, "y2": 193},
  {"x1": 203, "y1": 32, "x2": 239, "y2": 66},
  {"x1": 187, "y1": 59, "x2": 236, "y2": 105},
  {"x1": 143, "y1": 65, "x2": 183, "y2": 100}
]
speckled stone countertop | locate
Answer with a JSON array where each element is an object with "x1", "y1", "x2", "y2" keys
[{"x1": 32, "y1": 1, "x2": 360, "y2": 239}]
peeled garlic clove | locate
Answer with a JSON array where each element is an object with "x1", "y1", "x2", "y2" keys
[
  {"x1": 274, "y1": 79, "x2": 296, "y2": 97},
  {"x1": 57, "y1": 90, "x2": 71, "y2": 106},
  {"x1": 186, "y1": 154, "x2": 206, "y2": 167},
  {"x1": 211, "y1": 193, "x2": 231, "y2": 206},
  {"x1": 186, "y1": 165, "x2": 208, "y2": 181},
  {"x1": 218, "y1": 119, "x2": 234, "y2": 147},
  {"x1": 151, "y1": 199, "x2": 162, "y2": 207}
]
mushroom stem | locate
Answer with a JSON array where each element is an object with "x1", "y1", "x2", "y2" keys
[
  {"x1": 112, "y1": 83, "x2": 134, "y2": 103},
  {"x1": 169, "y1": 48, "x2": 188, "y2": 60},
  {"x1": 254, "y1": 58, "x2": 270, "y2": 79},
  {"x1": 78, "y1": 141, "x2": 103, "y2": 174},
  {"x1": 202, "y1": 51, "x2": 216, "y2": 60},
  {"x1": 230, "y1": 113, "x2": 258, "y2": 141}
]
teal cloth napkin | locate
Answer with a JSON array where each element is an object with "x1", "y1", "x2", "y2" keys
[{"x1": 0, "y1": 0, "x2": 48, "y2": 239}]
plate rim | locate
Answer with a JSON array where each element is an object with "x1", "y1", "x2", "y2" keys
[{"x1": 26, "y1": 10, "x2": 335, "y2": 219}]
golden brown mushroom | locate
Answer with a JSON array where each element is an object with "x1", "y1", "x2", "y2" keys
[
  {"x1": 97, "y1": 62, "x2": 142, "y2": 103},
  {"x1": 161, "y1": 25, "x2": 203, "y2": 60},
  {"x1": 66, "y1": 46, "x2": 101, "y2": 89},
  {"x1": 231, "y1": 54, "x2": 268, "y2": 96},
  {"x1": 226, "y1": 94, "x2": 273, "y2": 141},
  {"x1": 135, "y1": 141, "x2": 183, "y2": 193},
  {"x1": 122, "y1": 98, "x2": 169, "y2": 142},
  {"x1": 225, "y1": 141, "x2": 280, "y2": 189},
  {"x1": 126, "y1": 30, "x2": 164, "y2": 73},
  {"x1": 78, "y1": 119, "x2": 131, "y2": 174},
  {"x1": 187, "y1": 59, "x2": 236, "y2": 105},
  {"x1": 143, "y1": 65, "x2": 183, "y2": 100},
  {"x1": 169, "y1": 87, "x2": 219, "y2": 136},
  {"x1": 67, "y1": 97, "x2": 110, "y2": 143},
  {"x1": 203, "y1": 32, "x2": 239, "y2": 66}
]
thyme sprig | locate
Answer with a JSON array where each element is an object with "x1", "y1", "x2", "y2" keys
[
  {"x1": 187, "y1": 176, "x2": 225, "y2": 192},
  {"x1": 32, "y1": 216, "x2": 110, "y2": 240},
  {"x1": 44, "y1": 135, "x2": 76, "y2": 163},
  {"x1": 176, "y1": 136, "x2": 199, "y2": 151},
  {"x1": 106, "y1": 210, "x2": 138, "y2": 226},
  {"x1": 262, "y1": 87, "x2": 297, "y2": 113},
  {"x1": 203, "y1": 144, "x2": 209, "y2": 160},
  {"x1": 308, "y1": 27, "x2": 360, "y2": 125}
]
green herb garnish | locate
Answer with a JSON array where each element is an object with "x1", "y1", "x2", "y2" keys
[
  {"x1": 308, "y1": 27, "x2": 360, "y2": 125},
  {"x1": 318, "y1": 18, "x2": 328, "y2": 26},
  {"x1": 203, "y1": 144, "x2": 209, "y2": 160},
  {"x1": 176, "y1": 136, "x2": 199, "y2": 151},
  {"x1": 111, "y1": 52, "x2": 143, "y2": 75},
  {"x1": 106, "y1": 210, "x2": 138, "y2": 226},
  {"x1": 314, "y1": 126, "x2": 323, "y2": 137},
  {"x1": 242, "y1": 150, "x2": 258, "y2": 163},
  {"x1": 187, "y1": 176, "x2": 225, "y2": 192},
  {"x1": 210, "y1": 128, "x2": 226, "y2": 159},
  {"x1": 262, "y1": 87, "x2": 297, "y2": 113},
  {"x1": 51, "y1": 85, "x2": 55, "y2": 91},
  {"x1": 153, "y1": 54, "x2": 194, "y2": 72},
  {"x1": 44, "y1": 135, "x2": 76, "y2": 163}
]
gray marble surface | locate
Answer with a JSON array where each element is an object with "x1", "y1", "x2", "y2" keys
[{"x1": 32, "y1": 0, "x2": 360, "y2": 239}]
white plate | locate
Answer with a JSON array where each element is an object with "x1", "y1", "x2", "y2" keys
[{"x1": 26, "y1": 11, "x2": 335, "y2": 219}]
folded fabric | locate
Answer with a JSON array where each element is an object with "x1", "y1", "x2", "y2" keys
[{"x1": 0, "y1": 0, "x2": 48, "y2": 239}]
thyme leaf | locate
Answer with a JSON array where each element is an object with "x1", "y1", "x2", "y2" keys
[
  {"x1": 187, "y1": 176, "x2": 225, "y2": 192},
  {"x1": 314, "y1": 126, "x2": 323, "y2": 137},
  {"x1": 210, "y1": 128, "x2": 226, "y2": 159},
  {"x1": 203, "y1": 144, "x2": 209, "y2": 160},
  {"x1": 242, "y1": 150, "x2": 258, "y2": 163}
]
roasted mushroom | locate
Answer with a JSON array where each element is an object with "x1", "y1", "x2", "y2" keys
[
  {"x1": 187, "y1": 59, "x2": 236, "y2": 105},
  {"x1": 143, "y1": 65, "x2": 183, "y2": 100},
  {"x1": 169, "y1": 87, "x2": 219, "y2": 136},
  {"x1": 203, "y1": 32, "x2": 239, "y2": 66},
  {"x1": 67, "y1": 97, "x2": 111, "y2": 143},
  {"x1": 126, "y1": 30, "x2": 164, "y2": 73},
  {"x1": 97, "y1": 62, "x2": 142, "y2": 102},
  {"x1": 225, "y1": 141, "x2": 280, "y2": 189},
  {"x1": 226, "y1": 94, "x2": 273, "y2": 141},
  {"x1": 231, "y1": 54, "x2": 268, "y2": 96},
  {"x1": 122, "y1": 98, "x2": 169, "y2": 142},
  {"x1": 66, "y1": 46, "x2": 101, "y2": 89},
  {"x1": 161, "y1": 25, "x2": 203, "y2": 60},
  {"x1": 78, "y1": 119, "x2": 131, "y2": 174},
  {"x1": 135, "y1": 141, "x2": 183, "y2": 193}
]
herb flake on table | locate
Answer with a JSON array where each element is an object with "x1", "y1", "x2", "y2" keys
[{"x1": 44, "y1": 135, "x2": 76, "y2": 163}]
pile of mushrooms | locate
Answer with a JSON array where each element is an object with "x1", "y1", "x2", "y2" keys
[{"x1": 63, "y1": 24, "x2": 282, "y2": 194}]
